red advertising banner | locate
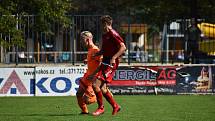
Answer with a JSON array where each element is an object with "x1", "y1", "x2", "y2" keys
[
  {"x1": 109, "y1": 66, "x2": 177, "y2": 95},
  {"x1": 110, "y1": 80, "x2": 157, "y2": 86},
  {"x1": 111, "y1": 66, "x2": 157, "y2": 86},
  {"x1": 156, "y1": 67, "x2": 176, "y2": 86},
  {"x1": 110, "y1": 66, "x2": 176, "y2": 86},
  {"x1": 157, "y1": 80, "x2": 176, "y2": 85}
]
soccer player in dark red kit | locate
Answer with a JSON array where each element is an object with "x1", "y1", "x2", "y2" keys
[{"x1": 88, "y1": 15, "x2": 126, "y2": 116}]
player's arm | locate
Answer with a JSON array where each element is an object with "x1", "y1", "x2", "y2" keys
[
  {"x1": 112, "y1": 42, "x2": 126, "y2": 60},
  {"x1": 110, "y1": 31, "x2": 126, "y2": 65},
  {"x1": 83, "y1": 58, "x2": 87, "y2": 65},
  {"x1": 93, "y1": 42, "x2": 103, "y2": 57},
  {"x1": 87, "y1": 63, "x2": 101, "y2": 81},
  {"x1": 93, "y1": 50, "x2": 103, "y2": 57},
  {"x1": 88, "y1": 50, "x2": 102, "y2": 80},
  {"x1": 92, "y1": 53, "x2": 103, "y2": 76}
]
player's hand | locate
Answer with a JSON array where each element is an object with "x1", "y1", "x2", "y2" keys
[
  {"x1": 83, "y1": 59, "x2": 87, "y2": 64},
  {"x1": 110, "y1": 57, "x2": 116, "y2": 66},
  {"x1": 107, "y1": 25, "x2": 112, "y2": 30}
]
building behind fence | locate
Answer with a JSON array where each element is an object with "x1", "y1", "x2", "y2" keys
[{"x1": 0, "y1": 15, "x2": 215, "y2": 65}]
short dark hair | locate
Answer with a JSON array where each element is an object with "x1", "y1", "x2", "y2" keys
[{"x1": 100, "y1": 15, "x2": 112, "y2": 25}]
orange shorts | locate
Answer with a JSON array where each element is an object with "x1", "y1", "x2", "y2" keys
[
  {"x1": 82, "y1": 86, "x2": 96, "y2": 105},
  {"x1": 79, "y1": 73, "x2": 96, "y2": 105},
  {"x1": 80, "y1": 73, "x2": 92, "y2": 87}
]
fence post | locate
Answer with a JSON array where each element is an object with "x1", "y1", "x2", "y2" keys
[{"x1": 71, "y1": 15, "x2": 75, "y2": 65}]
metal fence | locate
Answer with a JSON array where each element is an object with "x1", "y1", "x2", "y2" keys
[
  {"x1": 1, "y1": 15, "x2": 103, "y2": 64},
  {"x1": 162, "y1": 19, "x2": 215, "y2": 64},
  {"x1": 1, "y1": 15, "x2": 215, "y2": 65}
]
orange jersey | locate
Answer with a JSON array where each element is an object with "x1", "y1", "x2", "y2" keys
[
  {"x1": 80, "y1": 45, "x2": 102, "y2": 87},
  {"x1": 86, "y1": 45, "x2": 102, "y2": 75}
]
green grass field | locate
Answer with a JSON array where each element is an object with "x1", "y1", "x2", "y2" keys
[{"x1": 0, "y1": 95, "x2": 215, "y2": 121}]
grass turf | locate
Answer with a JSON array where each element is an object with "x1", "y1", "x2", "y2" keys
[{"x1": 0, "y1": 95, "x2": 215, "y2": 121}]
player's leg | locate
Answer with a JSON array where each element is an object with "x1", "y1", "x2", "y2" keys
[
  {"x1": 83, "y1": 86, "x2": 97, "y2": 105},
  {"x1": 92, "y1": 78, "x2": 105, "y2": 116},
  {"x1": 76, "y1": 85, "x2": 89, "y2": 114},
  {"x1": 100, "y1": 62, "x2": 121, "y2": 115},
  {"x1": 101, "y1": 83, "x2": 121, "y2": 115}
]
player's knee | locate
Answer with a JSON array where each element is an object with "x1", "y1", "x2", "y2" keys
[
  {"x1": 76, "y1": 90, "x2": 83, "y2": 97},
  {"x1": 92, "y1": 83, "x2": 100, "y2": 92},
  {"x1": 92, "y1": 82, "x2": 96, "y2": 89},
  {"x1": 101, "y1": 86, "x2": 107, "y2": 94},
  {"x1": 76, "y1": 92, "x2": 81, "y2": 97}
]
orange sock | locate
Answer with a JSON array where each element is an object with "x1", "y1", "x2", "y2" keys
[{"x1": 77, "y1": 96, "x2": 88, "y2": 113}]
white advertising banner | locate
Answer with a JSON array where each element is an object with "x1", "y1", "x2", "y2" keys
[
  {"x1": 0, "y1": 68, "x2": 35, "y2": 96},
  {"x1": 35, "y1": 66, "x2": 86, "y2": 96}
]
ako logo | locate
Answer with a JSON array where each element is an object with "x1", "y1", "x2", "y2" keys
[{"x1": 0, "y1": 70, "x2": 28, "y2": 94}]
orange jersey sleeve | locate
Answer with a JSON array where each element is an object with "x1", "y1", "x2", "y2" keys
[{"x1": 86, "y1": 45, "x2": 102, "y2": 75}]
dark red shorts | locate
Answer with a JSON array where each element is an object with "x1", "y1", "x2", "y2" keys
[{"x1": 96, "y1": 58, "x2": 119, "y2": 83}]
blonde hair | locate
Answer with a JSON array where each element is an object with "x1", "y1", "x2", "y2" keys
[{"x1": 81, "y1": 31, "x2": 93, "y2": 38}]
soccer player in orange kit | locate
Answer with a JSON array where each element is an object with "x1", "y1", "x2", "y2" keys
[
  {"x1": 76, "y1": 31, "x2": 102, "y2": 114},
  {"x1": 88, "y1": 15, "x2": 126, "y2": 116}
]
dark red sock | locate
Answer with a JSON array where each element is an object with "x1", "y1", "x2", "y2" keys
[
  {"x1": 95, "y1": 91, "x2": 104, "y2": 108},
  {"x1": 103, "y1": 91, "x2": 117, "y2": 108}
]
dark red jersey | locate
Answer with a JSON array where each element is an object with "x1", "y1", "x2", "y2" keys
[{"x1": 101, "y1": 29, "x2": 124, "y2": 58}]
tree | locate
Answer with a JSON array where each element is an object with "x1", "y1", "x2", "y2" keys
[
  {"x1": 0, "y1": 0, "x2": 75, "y2": 49},
  {"x1": 74, "y1": 0, "x2": 215, "y2": 28}
]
